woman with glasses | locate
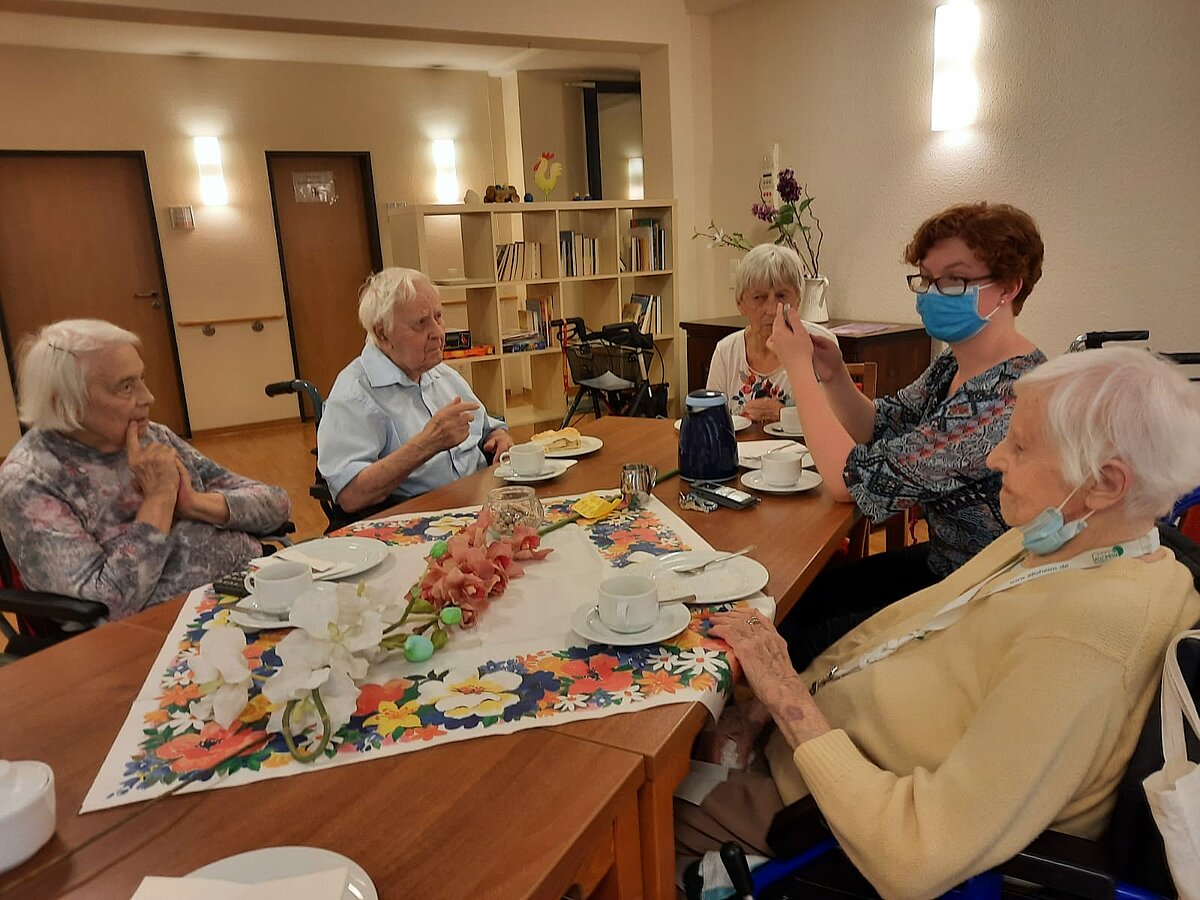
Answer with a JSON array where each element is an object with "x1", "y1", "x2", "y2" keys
[
  {"x1": 767, "y1": 202, "x2": 1047, "y2": 671},
  {"x1": 705, "y1": 243, "x2": 838, "y2": 424}
]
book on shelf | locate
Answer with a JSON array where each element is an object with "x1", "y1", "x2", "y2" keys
[
  {"x1": 515, "y1": 293, "x2": 556, "y2": 347},
  {"x1": 620, "y1": 301, "x2": 642, "y2": 324},
  {"x1": 627, "y1": 292, "x2": 660, "y2": 334},
  {"x1": 628, "y1": 216, "x2": 664, "y2": 272},
  {"x1": 495, "y1": 241, "x2": 542, "y2": 281},
  {"x1": 558, "y1": 231, "x2": 597, "y2": 276},
  {"x1": 442, "y1": 344, "x2": 494, "y2": 359}
]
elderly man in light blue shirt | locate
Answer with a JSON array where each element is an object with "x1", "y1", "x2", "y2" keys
[{"x1": 318, "y1": 268, "x2": 513, "y2": 515}]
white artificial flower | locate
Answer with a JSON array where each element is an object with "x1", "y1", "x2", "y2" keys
[{"x1": 188, "y1": 625, "x2": 253, "y2": 728}]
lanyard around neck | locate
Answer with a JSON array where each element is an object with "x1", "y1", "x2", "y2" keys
[{"x1": 810, "y1": 529, "x2": 1162, "y2": 695}]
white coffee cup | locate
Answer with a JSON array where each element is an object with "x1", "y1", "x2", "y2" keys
[
  {"x1": 0, "y1": 760, "x2": 56, "y2": 873},
  {"x1": 761, "y1": 447, "x2": 806, "y2": 487},
  {"x1": 498, "y1": 442, "x2": 546, "y2": 477},
  {"x1": 597, "y1": 575, "x2": 659, "y2": 634},
  {"x1": 243, "y1": 560, "x2": 312, "y2": 614},
  {"x1": 779, "y1": 406, "x2": 803, "y2": 434}
]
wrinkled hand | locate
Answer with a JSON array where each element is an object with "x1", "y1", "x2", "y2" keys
[
  {"x1": 709, "y1": 607, "x2": 830, "y2": 749},
  {"x1": 483, "y1": 427, "x2": 514, "y2": 457},
  {"x1": 809, "y1": 333, "x2": 847, "y2": 383},
  {"x1": 420, "y1": 397, "x2": 480, "y2": 453},
  {"x1": 742, "y1": 396, "x2": 784, "y2": 425},
  {"x1": 767, "y1": 302, "x2": 816, "y2": 369},
  {"x1": 126, "y1": 422, "x2": 180, "y2": 500},
  {"x1": 173, "y1": 457, "x2": 198, "y2": 519}
]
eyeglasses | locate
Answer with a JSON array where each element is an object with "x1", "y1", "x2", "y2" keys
[{"x1": 905, "y1": 273, "x2": 994, "y2": 296}]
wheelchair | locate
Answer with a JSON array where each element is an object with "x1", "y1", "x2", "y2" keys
[
  {"x1": 553, "y1": 317, "x2": 668, "y2": 428},
  {"x1": 263, "y1": 378, "x2": 388, "y2": 534}
]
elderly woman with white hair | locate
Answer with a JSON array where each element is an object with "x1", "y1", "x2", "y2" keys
[
  {"x1": 317, "y1": 268, "x2": 513, "y2": 516},
  {"x1": 680, "y1": 347, "x2": 1200, "y2": 899},
  {"x1": 0, "y1": 319, "x2": 291, "y2": 621},
  {"x1": 706, "y1": 243, "x2": 838, "y2": 424}
]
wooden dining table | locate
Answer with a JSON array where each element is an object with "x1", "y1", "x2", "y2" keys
[
  {"x1": 364, "y1": 416, "x2": 860, "y2": 899},
  {"x1": 0, "y1": 415, "x2": 857, "y2": 900}
]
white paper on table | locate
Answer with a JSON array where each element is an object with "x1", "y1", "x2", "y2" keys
[{"x1": 130, "y1": 866, "x2": 347, "y2": 900}]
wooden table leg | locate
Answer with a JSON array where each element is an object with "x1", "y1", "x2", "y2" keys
[{"x1": 638, "y1": 745, "x2": 694, "y2": 899}]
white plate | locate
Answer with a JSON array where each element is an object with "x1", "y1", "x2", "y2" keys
[
  {"x1": 544, "y1": 435, "x2": 604, "y2": 458},
  {"x1": 763, "y1": 421, "x2": 805, "y2": 438},
  {"x1": 494, "y1": 458, "x2": 576, "y2": 482},
  {"x1": 571, "y1": 601, "x2": 691, "y2": 646},
  {"x1": 737, "y1": 439, "x2": 809, "y2": 469},
  {"x1": 674, "y1": 414, "x2": 752, "y2": 433},
  {"x1": 740, "y1": 469, "x2": 824, "y2": 494},
  {"x1": 272, "y1": 537, "x2": 389, "y2": 581},
  {"x1": 187, "y1": 846, "x2": 376, "y2": 899},
  {"x1": 636, "y1": 551, "x2": 770, "y2": 604}
]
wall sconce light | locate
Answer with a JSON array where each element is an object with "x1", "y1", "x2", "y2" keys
[
  {"x1": 433, "y1": 139, "x2": 459, "y2": 203},
  {"x1": 193, "y1": 136, "x2": 228, "y2": 206},
  {"x1": 627, "y1": 157, "x2": 645, "y2": 201},
  {"x1": 931, "y1": 0, "x2": 980, "y2": 132}
]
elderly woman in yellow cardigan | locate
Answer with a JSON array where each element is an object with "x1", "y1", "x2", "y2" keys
[{"x1": 679, "y1": 347, "x2": 1200, "y2": 899}]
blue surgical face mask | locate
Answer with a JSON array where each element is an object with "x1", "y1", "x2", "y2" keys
[
  {"x1": 915, "y1": 283, "x2": 997, "y2": 343},
  {"x1": 1020, "y1": 484, "x2": 1095, "y2": 555}
]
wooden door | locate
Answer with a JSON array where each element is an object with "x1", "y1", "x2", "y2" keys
[
  {"x1": 0, "y1": 153, "x2": 188, "y2": 434},
  {"x1": 268, "y1": 154, "x2": 381, "y2": 401}
]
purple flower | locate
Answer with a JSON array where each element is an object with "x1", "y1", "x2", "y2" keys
[
  {"x1": 777, "y1": 168, "x2": 801, "y2": 204},
  {"x1": 751, "y1": 202, "x2": 778, "y2": 222}
]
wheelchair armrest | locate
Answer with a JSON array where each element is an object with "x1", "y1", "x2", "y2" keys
[
  {"x1": 765, "y1": 795, "x2": 832, "y2": 859},
  {"x1": 996, "y1": 830, "x2": 1115, "y2": 899},
  {"x1": 0, "y1": 588, "x2": 108, "y2": 624}
]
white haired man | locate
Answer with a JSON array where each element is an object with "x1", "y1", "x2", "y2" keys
[
  {"x1": 317, "y1": 268, "x2": 513, "y2": 516},
  {"x1": 0, "y1": 319, "x2": 291, "y2": 620}
]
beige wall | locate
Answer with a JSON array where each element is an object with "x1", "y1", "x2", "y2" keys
[
  {"x1": 0, "y1": 1, "x2": 712, "y2": 451},
  {"x1": 705, "y1": 0, "x2": 1200, "y2": 357},
  {"x1": 516, "y1": 71, "x2": 589, "y2": 201},
  {"x1": 598, "y1": 93, "x2": 644, "y2": 201},
  {"x1": 0, "y1": 44, "x2": 495, "y2": 443}
]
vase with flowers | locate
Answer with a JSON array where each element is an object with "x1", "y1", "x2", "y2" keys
[{"x1": 695, "y1": 168, "x2": 829, "y2": 322}]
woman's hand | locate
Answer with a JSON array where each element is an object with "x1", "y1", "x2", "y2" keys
[
  {"x1": 126, "y1": 422, "x2": 180, "y2": 500},
  {"x1": 709, "y1": 608, "x2": 832, "y2": 749},
  {"x1": 810, "y1": 333, "x2": 849, "y2": 384},
  {"x1": 742, "y1": 396, "x2": 784, "y2": 424},
  {"x1": 767, "y1": 303, "x2": 816, "y2": 368},
  {"x1": 172, "y1": 456, "x2": 232, "y2": 525},
  {"x1": 693, "y1": 695, "x2": 773, "y2": 768}
]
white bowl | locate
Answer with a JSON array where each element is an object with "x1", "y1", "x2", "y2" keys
[{"x1": 0, "y1": 760, "x2": 56, "y2": 873}]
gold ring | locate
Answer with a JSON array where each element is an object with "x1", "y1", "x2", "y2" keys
[{"x1": 746, "y1": 615, "x2": 762, "y2": 626}]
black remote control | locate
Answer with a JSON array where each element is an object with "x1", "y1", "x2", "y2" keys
[{"x1": 212, "y1": 565, "x2": 253, "y2": 598}]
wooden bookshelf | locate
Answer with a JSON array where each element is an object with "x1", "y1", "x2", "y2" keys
[{"x1": 389, "y1": 200, "x2": 678, "y2": 428}]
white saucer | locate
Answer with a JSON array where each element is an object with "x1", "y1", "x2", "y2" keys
[
  {"x1": 763, "y1": 421, "x2": 805, "y2": 438},
  {"x1": 545, "y1": 435, "x2": 604, "y2": 458},
  {"x1": 228, "y1": 609, "x2": 294, "y2": 632},
  {"x1": 494, "y1": 458, "x2": 576, "y2": 482},
  {"x1": 234, "y1": 582, "x2": 337, "y2": 621},
  {"x1": 635, "y1": 551, "x2": 770, "y2": 604},
  {"x1": 187, "y1": 845, "x2": 377, "y2": 899},
  {"x1": 674, "y1": 414, "x2": 752, "y2": 433},
  {"x1": 571, "y1": 601, "x2": 691, "y2": 646},
  {"x1": 740, "y1": 469, "x2": 824, "y2": 494}
]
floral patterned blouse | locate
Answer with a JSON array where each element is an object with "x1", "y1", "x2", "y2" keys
[
  {"x1": 0, "y1": 423, "x2": 291, "y2": 621},
  {"x1": 844, "y1": 349, "x2": 1047, "y2": 577},
  {"x1": 706, "y1": 330, "x2": 792, "y2": 414}
]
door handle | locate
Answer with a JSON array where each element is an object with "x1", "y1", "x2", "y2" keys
[{"x1": 133, "y1": 291, "x2": 159, "y2": 298}]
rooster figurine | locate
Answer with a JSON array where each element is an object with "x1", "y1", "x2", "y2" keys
[{"x1": 532, "y1": 152, "x2": 563, "y2": 201}]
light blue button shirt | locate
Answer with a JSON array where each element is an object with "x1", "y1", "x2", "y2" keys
[{"x1": 317, "y1": 343, "x2": 507, "y2": 503}]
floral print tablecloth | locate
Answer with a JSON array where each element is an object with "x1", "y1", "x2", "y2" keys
[{"x1": 82, "y1": 496, "x2": 770, "y2": 812}]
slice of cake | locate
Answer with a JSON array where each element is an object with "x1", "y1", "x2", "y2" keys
[{"x1": 531, "y1": 426, "x2": 583, "y2": 451}]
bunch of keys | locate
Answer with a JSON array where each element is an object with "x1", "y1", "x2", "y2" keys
[{"x1": 678, "y1": 490, "x2": 718, "y2": 513}]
